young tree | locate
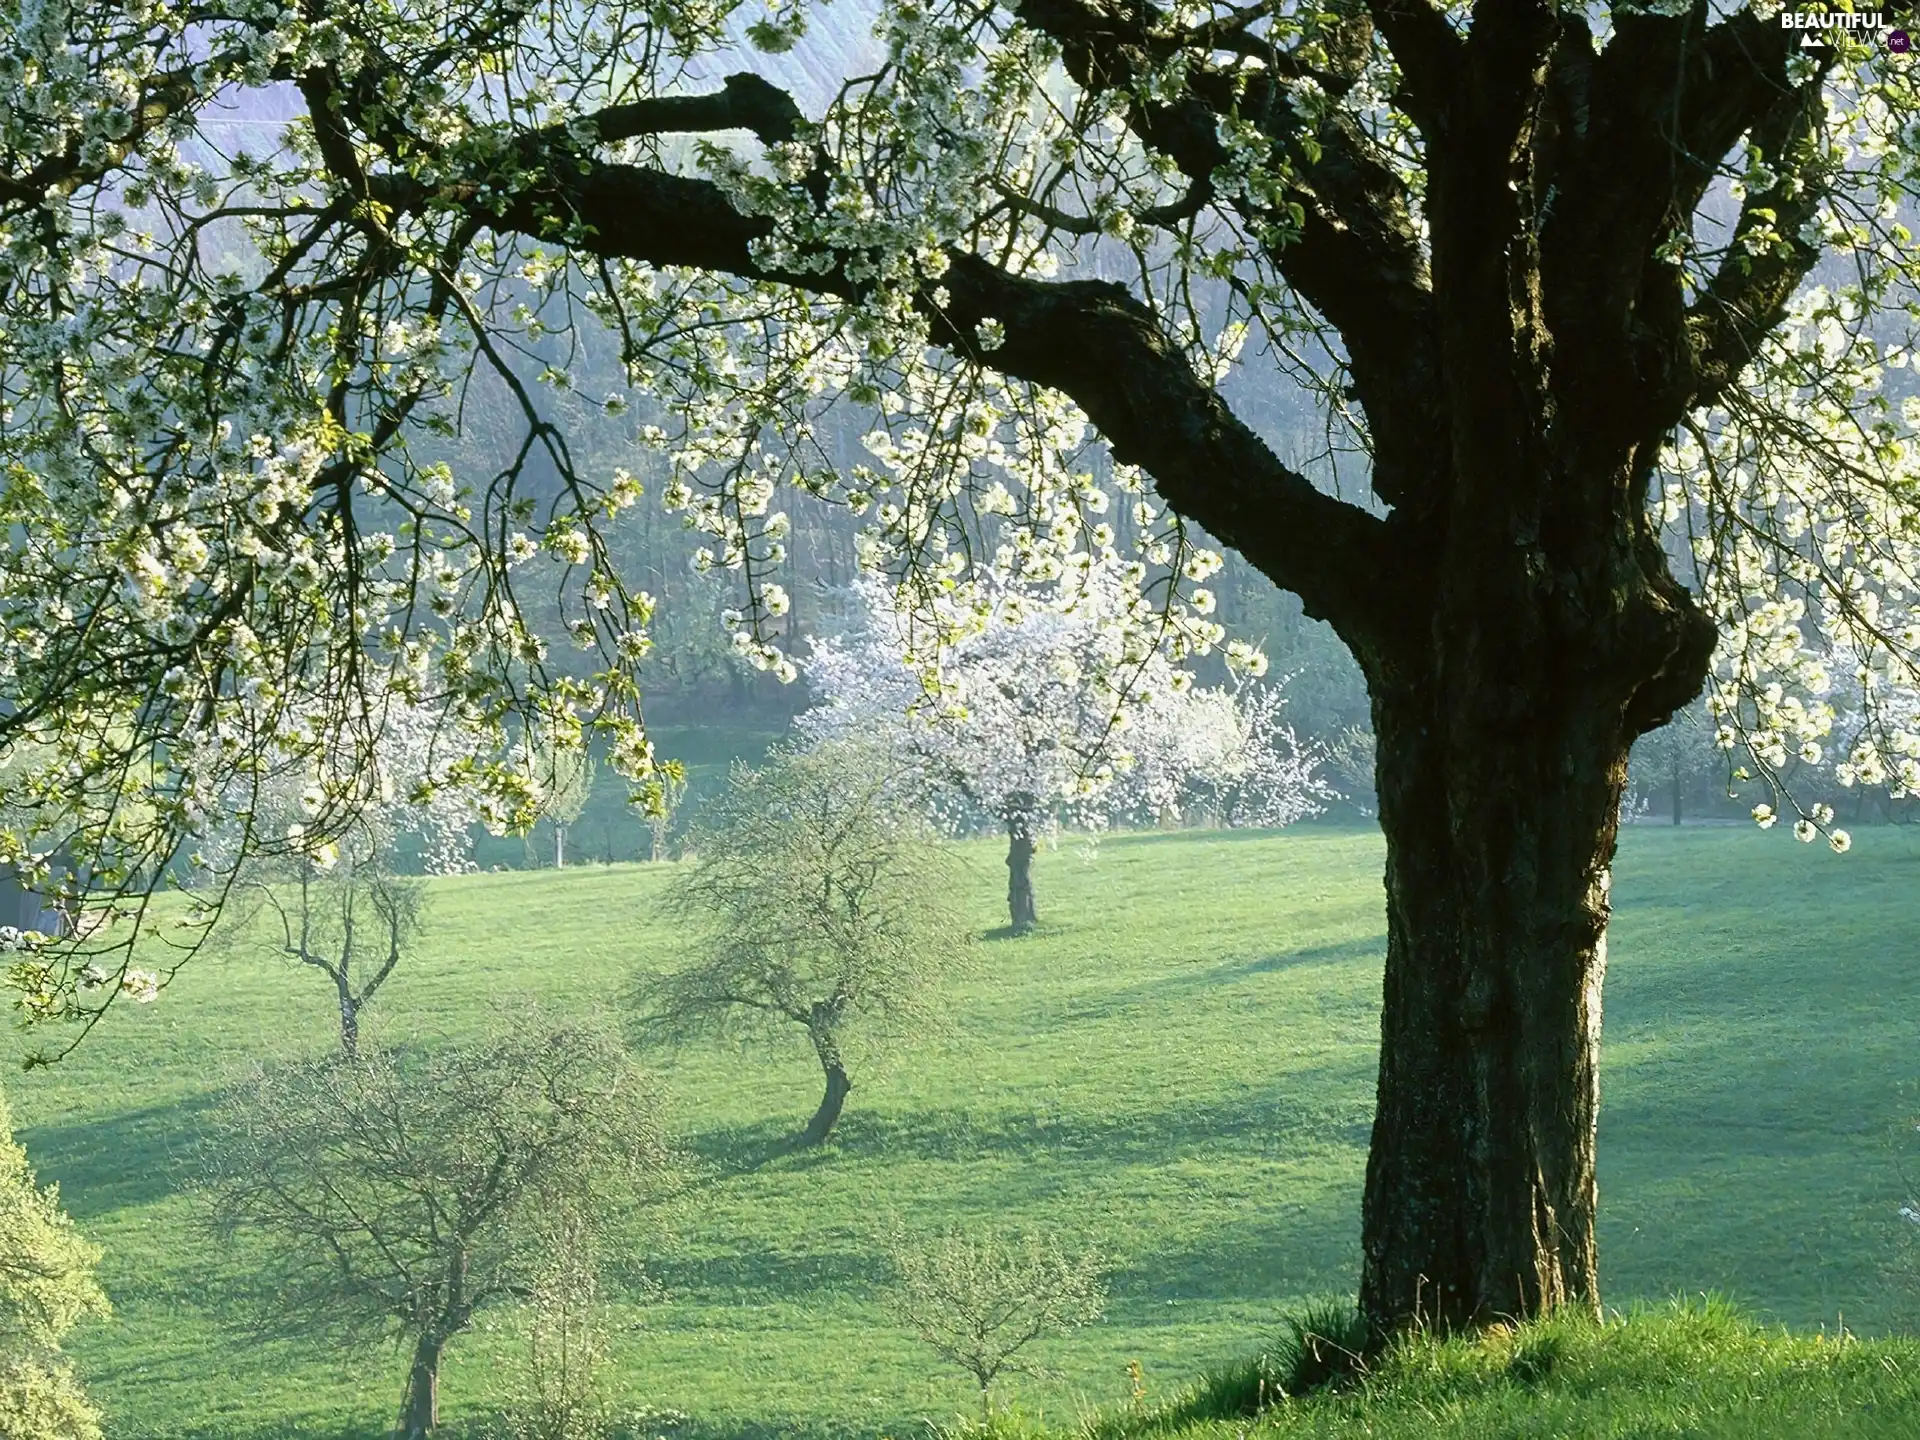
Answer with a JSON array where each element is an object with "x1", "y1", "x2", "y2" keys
[
  {"x1": 1625, "y1": 700, "x2": 1721, "y2": 827},
  {"x1": 0, "y1": 1091, "x2": 110, "y2": 1440},
  {"x1": 801, "y1": 568, "x2": 1323, "y2": 932},
  {"x1": 883, "y1": 1223, "x2": 1107, "y2": 1416},
  {"x1": 208, "y1": 695, "x2": 477, "y2": 1054},
  {"x1": 530, "y1": 742, "x2": 596, "y2": 871},
  {"x1": 9, "y1": 0, "x2": 1920, "y2": 1342},
  {"x1": 251, "y1": 861, "x2": 425, "y2": 1058},
  {"x1": 200, "y1": 1025, "x2": 669, "y2": 1439},
  {"x1": 631, "y1": 745, "x2": 969, "y2": 1144},
  {"x1": 495, "y1": 1213, "x2": 615, "y2": 1440}
]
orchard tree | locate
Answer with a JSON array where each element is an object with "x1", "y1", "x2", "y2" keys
[
  {"x1": 201, "y1": 1024, "x2": 669, "y2": 1440},
  {"x1": 0, "y1": 1091, "x2": 110, "y2": 1440},
  {"x1": 631, "y1": 744, "x2": 969, "y2": 1144},
  {"x1": 245, "y1": 860, "x2": 426, "y2": 1058},
  {"x1": 6, "y1": 0, "x2": 1920, "y2": 1342},
  {"x1": 801, "y1": 565, "x2": 1324, "y2": 932},
  {"x1": 528, "y1": 738, "x2": 596, "y2": 870},
  {"x1": 207, "y1": 692, "x2": 479, "y2": 1054}
]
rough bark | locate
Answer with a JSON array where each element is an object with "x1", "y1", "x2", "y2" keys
[
  {"x1": 397, "y1": 1331, "x2": 444, "y2": 1439},
  {"x1": 1359, "y1": 671, "x2": 1623, "y2": 1332},
  {"x1": 802, "y1": 1028, "x2": 852, "y2": 1145},
  {"x1": 1005, "y1": 824, "x2": 1037, "y2": 936}
]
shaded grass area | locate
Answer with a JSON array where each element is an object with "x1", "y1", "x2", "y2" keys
[{"x1": 7, "y1": 826, "x2": 1920, "y2": 1436}]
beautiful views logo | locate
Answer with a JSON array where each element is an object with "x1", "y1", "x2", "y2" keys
[{"x1": 1777, "y1": 8, "x2": 1914, "y2": 52}]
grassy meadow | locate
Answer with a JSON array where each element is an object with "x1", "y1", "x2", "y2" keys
[{"x1": 8, "y1": 824, "x2": 1920, "y2": 1437}]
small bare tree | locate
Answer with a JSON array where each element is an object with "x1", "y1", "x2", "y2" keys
[
  {"x1": 884, "y1": 1224, "x2": 1107, "y2": 1415},
  {"x1": 631, "y1": 744, "x2": 969, "y2": 1145},
  {"x1": 200, "y1": 1023, "x2": 670, "y2": 1440},
  {"x1": 208, "y1": 694, "x2": 478, "y2": 1053},
  {"x1": 253, "y1": 859, "x2": 423, "y2": 1057}
]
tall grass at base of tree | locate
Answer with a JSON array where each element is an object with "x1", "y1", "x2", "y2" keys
[{"x1": 994, "y1": 1296, "x2": 1920, "y2": 1440}]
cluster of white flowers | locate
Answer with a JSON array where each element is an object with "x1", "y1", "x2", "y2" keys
[
  {"x1": 7, "y1": 0, "x2": 1920, "y2": 1033},
  {"x1": 1672, "y1": 270, "x2": 1920, "y2": 842}
]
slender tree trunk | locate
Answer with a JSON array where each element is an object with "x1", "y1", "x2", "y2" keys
[
  {"x1": 1005, "y1": 823, "x2": 1037, "y2": 935},
  {"x1": 339, "y1": 987, "x2": 359, "y2": 1059},
  {"x1": 1670, "y1": 750, "x2": 1683, "y2": 827},
  {"x1": 397, "y1": 1331, "x2": 445, "y2": 1439},
  {"x1": 802, "y1": 1027, "x2": 851, "y2": 1144},
  {"x1": 555, "y1": 823, "x2": 566, "y2": 869}
]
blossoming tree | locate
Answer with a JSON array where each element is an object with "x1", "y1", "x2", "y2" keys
[
  {"x1": 5, "y1": 0, "x2": 1920, "y2": 1339},
  {"x1": 799, "y1": 565, "x2": 1327, "y2": 932}
]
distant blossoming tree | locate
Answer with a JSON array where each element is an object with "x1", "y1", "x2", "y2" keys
[{"x1": 800, "y1": 565, "x2": 1325, "y2": 933}]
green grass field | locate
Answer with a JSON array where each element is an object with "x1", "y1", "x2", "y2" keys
[{"x1": 9, "y1": 824, "x2": 1920, "y2": 1438}]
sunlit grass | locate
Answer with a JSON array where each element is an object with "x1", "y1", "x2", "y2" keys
[{"x1": 9, "y1": 824, "x2": 1920, "y2": 1437}]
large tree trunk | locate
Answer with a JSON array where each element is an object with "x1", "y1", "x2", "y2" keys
[
  {"x1": 1340, "y1": 72, "x2": 1722, "y2": 1336},
  {"x1": 802, "y1": 1028, "x2": 851, "y2": 1145},
  {"x1": 1359, "y1": 677, "x2": 1631, "y2": 1336},
  {"x1": 1004, "y1": 823, "x2": 1037, "y2": 935},
  {"x1": 397, "y1": 1331, "x2": 445, "y2": 1439}
]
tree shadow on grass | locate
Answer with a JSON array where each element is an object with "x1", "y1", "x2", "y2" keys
[
  {"x1": 980, "y1": 921, "x2": 1063, "y2": 942},
  {"x1": 1029, "y1": 934, "x2": 1386, "y2": 1030},
  {"x1": 759, "y1": 1063, "x2": 1376, "y2": 1170},
  {"x1": 1109, "y1": 1198, "x2": 1362, "y2": 1309},
  {"x1": 1235, "y1": 936, "x2": 1385, "y2": 976},
  {"x1": 1099, "y1": 827, "x2": 1372, "y2": 848},
  {"x1": 641, "y1": 1242, "x2": 890, "y2": 1305},
  {"x1": 681, "y1": 1115, "x2": 814, "y2": 1176},
  {"x1": 19, "y1": 1091, "x2": 224, "y2": 1219}
]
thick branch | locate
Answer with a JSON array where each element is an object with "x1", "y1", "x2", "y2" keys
[
  {"x1": 364, "y1": 118, "x2": 1392, "y2": 639},
  {"x1": 1012, "y1": 0, "x2": 1446, "y2": 509},
  {"x1": 1362, "y1": 0, "x2": 1462, "y2": 139},
  {"x1": 583, "y1": 72, "x2": 805, "y2": 147},
  {"x1": 1677, "y1": 68, "x2": 1829, "y2": 413}
]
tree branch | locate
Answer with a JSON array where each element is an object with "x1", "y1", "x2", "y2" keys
[
  {"x1": 582, "y1": 72, "x2": 805, "y2": 148},
  {"x1": 366, "y1": 138, "x2": 1392, "y2": 641},
  {"x1": 1010, "y1": 0, "x2": 1447, "y2": 511},
  {"x1": 1362, "y1": 0, "x2": 1463, "y2": 139}
]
